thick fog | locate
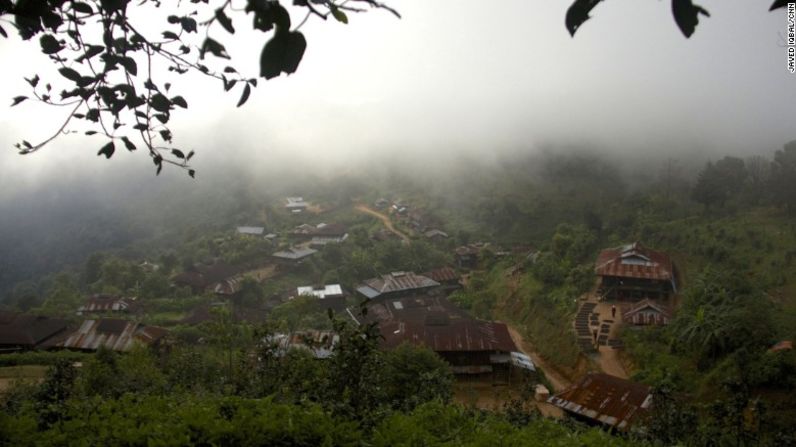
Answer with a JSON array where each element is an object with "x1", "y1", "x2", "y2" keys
[
  {"x1": 0, "y1": 0, "x2": 793, "y2": 289},
  {"x1": 1, "y1": 0, "x2": 793, "y2": 192}
]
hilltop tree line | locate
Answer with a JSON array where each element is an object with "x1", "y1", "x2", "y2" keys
[{"x1": 692, "y1": 141, "x2": 796, "y2": 212}]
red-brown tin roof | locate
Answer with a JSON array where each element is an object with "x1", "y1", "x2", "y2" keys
[{"x1": 594, "y1": 242, "x2": 674, "y2": 281}]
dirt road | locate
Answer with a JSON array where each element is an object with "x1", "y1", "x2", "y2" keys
[
  {"x1": 354, "y1": 204, "x2": 410, "y2": 244},
  {"x1": 506, "y1": 325, "x2": 571, "y2": 392},
  {"x1": 591, "y1": 301, "x2": 630, "y2": 379}
]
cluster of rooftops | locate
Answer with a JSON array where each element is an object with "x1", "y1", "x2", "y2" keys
[{"x1": 1, "y1": 234, "x2": 697, "y2": 431}]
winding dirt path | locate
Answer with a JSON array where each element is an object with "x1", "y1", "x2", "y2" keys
[
  {"x1": 506, "y1": 325, "x2": 571, "y2": 392},
  {"x1": 354, "y1": 204, "x2": 410, "y2": 244}
]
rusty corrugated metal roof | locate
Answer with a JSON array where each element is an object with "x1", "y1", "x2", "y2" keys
[
  {"x1": 379, "y1": 319, "x2": 517, "y2": 353},
  {"x1": 595, "y1": 242, "x2": 674, "y2": 281},
  {"x1": 548, "y1": 372, "x2": 652, "y2": 431},
  {"x1": 422, "y1": 267, "x2": 459, "y2": 283},
  {"x1": 358, "y1": 272, "x2": 439, "y2": 298},
  {"x1": 58, "y1": 319, "x2": 168, "y2": 352},
  {"x1": 0, "y1": 312, "x2": 69, "y2": 349},
  {"x1": 77, "y1": 295, "x2": 131, "y2": 314}
]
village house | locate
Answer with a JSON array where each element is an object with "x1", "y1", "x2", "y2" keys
[
  {"x1": 285, "y1": 197, "x2": 309, "y2": 213},
  {"x1": 355, "y1": 271, "x2": 440, "y2": 300},
  {"x1": 57, "y1": 318, "x2": 169, "y2": 352},
  {"x1": 348, "y1": 294, "x2": 523, "y2": 375},
  {"x1": 296, "y1": 284, "x2": 346, "y2": 311},
  {"x1": 236, "y1": 226, "x2": 265, "y2": 237},
  {"x1": 172, "y1": 262, "x2": 240, "y2": 296},
  {"x1": 271, "y1": 246, "x2": 318, "y2": 266},
  {"x1": 595, "y1": 242, "x2": 677, "y2": 302},
  {"x1": 422, "y1": 266, "x2": 462, "y2": 292},
  {"x1": 424, "y1": 229, "x2": 449, "y2": 242},
  {"x1": 291, "y1": 223, "x2": 349, "y2": 246},
  {"x1": 0, "y1": 311, "x2": 69, "y2": 353},
  {"x1": 622, "y1": 299, "x2": 673, "y2": 326},
  {"x1": 548, "y1": 372, "x2": 652, "y2": 432},
  {"x1": 77, "y1": 294, "x2": 136, "y2": 316},
  {"x1": 454, "y1": 244, "x2": 482, "y2": 269}
]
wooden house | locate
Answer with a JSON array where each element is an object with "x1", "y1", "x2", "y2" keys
[
  {"x1": 622, "y1": 299, "x2": 672, "y2": 326},
  {"x1": 595, "y1": 242, "x2": 676, "y2": 301},
  {"x1": 548, "y1": 372, "x2": 652, "y2": 431},
  {"x1": 355, "y1": 271, "x2": 440, "y2": 300}
]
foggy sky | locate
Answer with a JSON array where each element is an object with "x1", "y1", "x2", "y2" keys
[{"x1": 0, "y1": 0, "x2": 794, "y2": 197}]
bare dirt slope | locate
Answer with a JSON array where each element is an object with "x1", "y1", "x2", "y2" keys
[{"x1": 354, "y1": 204, "x2": 410, "y2": 244}]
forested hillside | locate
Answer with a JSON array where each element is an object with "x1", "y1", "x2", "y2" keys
[{"x1": 1, "y1": 145, "x2": 795, "y2": 445}]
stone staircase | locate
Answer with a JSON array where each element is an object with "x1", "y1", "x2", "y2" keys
[{"x1": 574, "y1": 301, "x2": 597, "y2": 353}]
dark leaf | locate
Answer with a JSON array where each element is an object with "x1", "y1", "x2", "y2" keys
[
  {"x1": 223, "y1": 66, "x2": 237, "y2": 73},
  {"x1": 215, "y1": 8, "x2": 235, "y2": 34},
  {"x1": 200, "y1": 37, "x2": 230, "y2": 59},
  {"x1": 249, "y1": 2, "x2": 291, "y2": 33},
  {"x1": 188, "y1": 169, "x2": 195, "y2": 178},
  {"x1": 0, "y1": 25, "x2": 7, "y2": 39},
  {"x1": 172, "y1": 149, "x2": 185, "y2": 158},
  {"x1": 154, "y1": 113, "x2": 169, "y2": 124},
  {"x1": 330, "y1": 5, "x2": 348, "y2": 24},
  {"x1": 165, "y1": 83, "x2": 172, "y2": 92},
  {"x1": 180, "y1": 17, "x2": 197, "y2": 33},
  {"x1": 76, "y1": 76, "x2": 96, "y2": 88},
  {"x1": 237, "y1": 84, "x2": 251, "y2": 107},
  {"x1": 76, "y1": 45, "x2": 104, "y2": 62},
  {"x1": 259, "y1": 31, "x2": 307, "y2": 79},
  {"x1": 187, "y1": 150, "x2": 195, "y2": 160},
  {"x1": 86, "y1": 108, "x2": 100, "y2": 122},
  {"x1": 97, "y1": 141, "x2": 115, "y2": 159},
  {"x1": 770, "y1": 0, "x2": 788, "y2": 10},
  {"x1": 11, "y1": 96, "x2": 27, "y2": 106},
  {"x1": 223, "y1": 78, "x2": 237, "y2": 92},
  {"x1": 58, "y1": 67, "x2": 81, "y2": 82},
  {"x1": 72, "y1": 2, "x2": 93, "y2": 14},
  {"x1": 85, "y1": 130, "x2": 98, "y2": 135},
  {"x1": 100, "y1": 0, "x2": 127, "y2": 12},
  {"x1": 121, "y1": 136, "x2": 136, "y2": 151},
  {"x1": 133, "y1": 123, "x2": 148, "y2": 131},
  {"x1": 118, "y1": 56, "x2": 138, "y2": 75},
  {"x1": 127, "y1": 95, "x2": 146, "y2": 109},
  {"x1": 171, "y1": 95, "x2": 188, "y2": 108},
  {"x1": 150, "y1": 93, "x2": 171, "y2": 112},
  {"x1": 671, "y1": 0, "x2": 710, "y2": 38},
  {"x1": 162, "y1": 31, "x2": 179, "y2": 40},
  {"x1": 167, "y1": 15, "x2": 180, "y2": 24},
  {"x1": 565, "y1": 0, "x2": 602, "y2": 37},
  {"x1": 159, "y1": 129, "x2": 172, "y2": 142},
  {"x1": 25, "y1": 75, "x2": 40, "y2": 87},
  {"x1": 40, "y1": 34, "x2": 63, "y2": 54}
]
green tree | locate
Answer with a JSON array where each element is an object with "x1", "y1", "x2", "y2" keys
[
  {"x1": 692, "y1": 156, "x2": 748, "y2": 210},
  {"x1": 770, "y1": 140, "x2": 796, "y2": 212},
  {"x1": 40, "y1": 272, "x2": 81, "y2": 314},
  {"x1": 382, "y1": 343, "x2": 454, "y2": 412},
  {"x1": 32, "y1": 359, "x2": 77, "y2": 429}
]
